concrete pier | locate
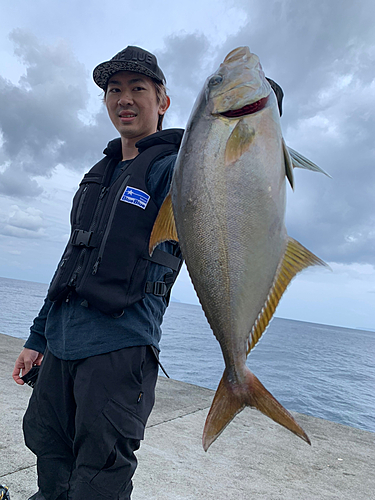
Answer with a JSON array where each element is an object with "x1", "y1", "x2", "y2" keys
[{"x1": 1, "y1": 332, "x2": 374, "y2": 499}]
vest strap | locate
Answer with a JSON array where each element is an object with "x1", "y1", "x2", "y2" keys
[{"x1": 144, "y1": 248, "x2": 181, "y2": 271}]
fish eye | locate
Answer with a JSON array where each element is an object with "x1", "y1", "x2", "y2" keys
[{"x1": 208, "y1": 75, "x2": 223, "y2": 87}]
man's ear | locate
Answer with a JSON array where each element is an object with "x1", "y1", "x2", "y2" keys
[{"x1": 159, "y1": 95, "x2": 171, "y2": 116}]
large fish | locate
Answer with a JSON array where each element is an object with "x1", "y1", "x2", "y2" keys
[{"x1": 150, "y1": 47, "x2": 328, "y2": 451}]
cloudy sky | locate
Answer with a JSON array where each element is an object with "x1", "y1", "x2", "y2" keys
[{"x1": 0, "y1": 0, "x2": 374, "y2": 330}]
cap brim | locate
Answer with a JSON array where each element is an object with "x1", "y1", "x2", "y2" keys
[{"x1": 93, "y1": 60, "x2": 165, "y2": 89}]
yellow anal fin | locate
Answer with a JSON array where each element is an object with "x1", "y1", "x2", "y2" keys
[
  {"x1": 225, "y1": 119, "x2": 255, "y2": 165},
  {"x1": 149, "y1": 192, "x2": 178, "y2": 255},
  {"x1": 202, "y1": 367, "x2": 311, "y2": 451},
  {"x1": 247, "y1": 237, "x2": 328, "y2": 354},
  {"x1": 282, "y1": 138, "x2": 294, "y2": 189}
]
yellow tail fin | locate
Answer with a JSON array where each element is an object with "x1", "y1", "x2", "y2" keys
[{"x1": 202, "y1": 367, "x2": 310, "y2": 451}]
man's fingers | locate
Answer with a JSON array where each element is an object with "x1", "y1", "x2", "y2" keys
[
  {"x1": 13, "y1": 350, "x2": 35, "y2": 384},
  {"x1": 12, "y1": 362, "x2": 25, "y2": 385},
  {"x1": 13, "y1": 348, "x2": 43, "y2": 385},
  {"x1": 13, "y1": 375, "x2": 25, "y2": 385},
  {"x1": 23, "y1": 359, "x2": 34, "y2": 375},
  {"x1": 34, "y1": 353, "x2": 44, "y2": 366}
]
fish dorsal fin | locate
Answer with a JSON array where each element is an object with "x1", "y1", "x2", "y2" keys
[
  {"x1": 288, "y1": 146, "x2": 332, "y2": 178},
  {"x1": 246, "y1": 237, "x2": 328, "y2": 355},
  {"x1": 149, "y1": 192, "x2": 178, "y2": 254},
  {"x1": 225, "y1": 119, "x2": 255, "y2": 165},
  {"x1": 282, "y1": 138, "x2": 294, "y2": 189}
]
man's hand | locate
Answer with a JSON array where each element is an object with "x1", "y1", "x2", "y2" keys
[{"x1": 13, "y1": 348, "x2": 44, "y2": 385}]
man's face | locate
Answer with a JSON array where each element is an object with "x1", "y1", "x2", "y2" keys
[{"x1": 105, "y1": 71, "x2": 168, "y2": 141}]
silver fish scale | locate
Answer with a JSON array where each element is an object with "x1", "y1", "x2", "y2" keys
[{"x1": 172, "y1": 102, "x2": 287, "y2": 371}]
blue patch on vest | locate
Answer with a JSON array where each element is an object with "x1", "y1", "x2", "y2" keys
[{"x1": 120, "y1": 186, "x2": 150, "y2": 209}]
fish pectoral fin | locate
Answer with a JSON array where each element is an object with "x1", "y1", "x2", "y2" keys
[
  {"x1": 282, "y1": 138, "x2": 294, "y2": 189},
  {"x1": 225, "y1": 119, "x2": 255, "y2": 165},
  {"x1": 247, "y1": 237, "x2": 328, "y2": 354},
  {"x1": 149, "y1": 192, "x2": 178, "y2": 255},
  {"x1": 288, "y1": 146, "x2": 332, "y2": 178},
  {"x1": 202, "y1": 367, "x2": 311, "y2": 452}
]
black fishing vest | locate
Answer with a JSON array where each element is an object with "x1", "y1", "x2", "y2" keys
[{"x1": 47, "y1": 128, "x2": 184, "y2": 315}]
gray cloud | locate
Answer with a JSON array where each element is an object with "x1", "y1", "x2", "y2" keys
[
  {"x1": 137, "y1": 1, "x2": 372, "y2": 272},
  {"x1": 150, "y1": 1, "x2": 375, "y2": 269},
  {"x1": 1, "y1": 3, "x2": 374, "y2": 270},
  {"x1": 0, "y1": 29, "x2": 114, "y2": 197},
  {"x1": 0, "y1": 163, "x2": 43, "y2": 197},
  {"x1": 0, "y1": 205, "x2": 45, "y2": 238},
  {"x1": 156, "y1": 32, "x2": 215, "y2": 127}
]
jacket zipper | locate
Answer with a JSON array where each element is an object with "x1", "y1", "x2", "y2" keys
[
  {"x1": 92, "y1": 174, "x2": 131, "y2": 275},
  {"x1": 75, "y1": 185, "x2": 88, "y2": 224},
  {"x1": 68, "y1": 186, "x2": 108, "y2": 286}
]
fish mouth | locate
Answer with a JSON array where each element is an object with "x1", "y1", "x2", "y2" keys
[{"x1": 220, "y1": 95, "x2": 269, "y2": 118}]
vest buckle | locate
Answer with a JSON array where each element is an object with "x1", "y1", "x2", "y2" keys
[
  {"x1": 71, "y1": 229, "x2": 94, "y2": 247},
  {"x1": 145, "y1": 281, "x2": 167, "y2": 297}
]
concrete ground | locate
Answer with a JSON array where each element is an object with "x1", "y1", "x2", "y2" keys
[{"x1": 1, "y1": 332, "x2": 374, "y2": 500}]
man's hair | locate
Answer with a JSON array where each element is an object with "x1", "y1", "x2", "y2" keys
[
  {"x1": 153, "y1": 80, "x2": 168, "y2": 131},
  {"x1": 103, "y1": 78, "x2": 169, "y2": 131}
]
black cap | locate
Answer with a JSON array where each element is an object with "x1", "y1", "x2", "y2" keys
[{"x1": 93, "y1": 46, "x2": 166, "y2": 90}]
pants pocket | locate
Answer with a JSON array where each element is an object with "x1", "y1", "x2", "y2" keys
[
  {"x1": 74, "y1": 398, "x2": 143, "y2": 496},
  {"x1": 103, "y1": 398, "x2": 146, "y2": 440},
  {"x1": 23, "y1": 391, "x2": 65, "y2": 456}
]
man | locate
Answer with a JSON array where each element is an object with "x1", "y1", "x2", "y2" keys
[{"x1": 12, "y1": 46, "x2": 184, "y2": 500}]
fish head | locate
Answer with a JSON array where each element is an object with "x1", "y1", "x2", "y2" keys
[
  {"x1": 203, "y1": 47, "x2": 274, "y2": 118},
  {"x1": 184, "y1": 47, "x2": 278, "y2": 140}
]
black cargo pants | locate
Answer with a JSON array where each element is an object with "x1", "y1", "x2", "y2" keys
[{"x1": 23, "y1": 346, "x2": 158, "y2": 500}]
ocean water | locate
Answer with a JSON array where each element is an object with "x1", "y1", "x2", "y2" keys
[{"x1": 1, "y1": 276, "x2": 374, "y2": 433}]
